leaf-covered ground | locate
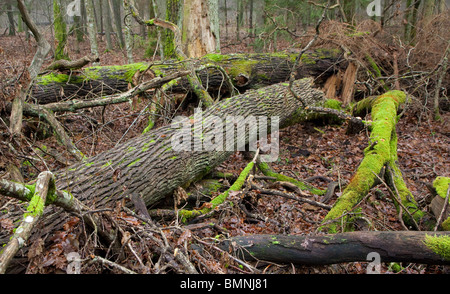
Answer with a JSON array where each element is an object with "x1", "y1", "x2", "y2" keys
[{"x1": 0, "y1": 33, "x2": 449, "y2": 274}]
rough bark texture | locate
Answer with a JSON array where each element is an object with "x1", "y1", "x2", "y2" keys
[
  {"x1": 1, "y1": 79, "x2": 324, "y2": 261},
  {"x1": 54, "y1": 78, "x2": 323, "y2": 209},
  {"x1": 220, "y1": 231, "x2": 450, "y2": 266},
  {"x1": 182, "y1": 0, "x2": 217, "y2": 58},
  {"x1": 30, "y1": 50, "x2": 343, "y2": 104}
]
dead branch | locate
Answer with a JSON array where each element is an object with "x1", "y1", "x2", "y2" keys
[
  {"x1": 16, "y1": 0, "x2": 51, "y2": 80},
  {"x1": 0, "y1": 171, "x2": 54, "y2": 274},
  {"x1": 43, "y1": 55, "x2": 100, "y2": 72},
  {"x1": 220, "y1": 231, "x2": 450, "y2": 266}
]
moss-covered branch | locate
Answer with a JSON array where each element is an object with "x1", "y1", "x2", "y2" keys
[
  {"x1": 431, "y1": 176, "x2": 450, "y2": 230},
  {"x1": 0, "y1": 171, "x2": 54, "y2": 274},
  {"x1": 321, "y1": 90, "x2": 424, "y2": 233},
  {"x1": 256, "y1": 161, "x2": 325, "y2": 196},
  {"x1": 178, "y1": 151, "x2": 258, "y2": 222}
]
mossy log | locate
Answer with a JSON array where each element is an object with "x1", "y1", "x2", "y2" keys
[
  {"x1": 321, "y1": 91, "x2": 425, "y2": 233},
  {"x1": 30, "y1": 49, "x2": 343, "y2": 104},
  {"x1": 0, "y1": 78, "x2": 326, "y2": 267},
  {"x1": 219, "y1": 231, "x2": 450, "y2": 266},
  {"x1": 430, "y1": 176, "x2": 450, "y2": 230}
]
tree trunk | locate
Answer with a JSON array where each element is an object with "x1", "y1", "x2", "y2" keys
[
  {"x1": 183, "y1": 0, "x2": 213, "y2": 57},
  {"x1": 56, "y1": 78, "x2": 323, "y2": 208},
  {"x1": 30, "y1": 49, "x2": 343, "y2": 104},
  {"x1": 6, "y1": 0, "x2": 16, "y2": 36},
  {"x1": 53, "y1": 0, "x2": 69, "y2": 61},
  {"x1": 322, "y1": 91, "x2": 425, "y2": 233},
  {"x1": 111, "y1": 0, "x2": 125, "y2": 48},
  {"x1": 85, "y1": 0, "x2": 99, "y2": 60},
  {"x1": 164, "y1": 0, "x2": 182, "y2": 59},
  {"x1": 220, "y1": 231, "x2": 450, "y2": 266},
  {"x1": 1, "y1": 78, "x2": 325, "y2": 258},
  {"x1": 103, "y1": 0, "x2": 113, "y2": 51},
  {"x1": 123, "y1": 0, "x2": 135, "y2": 63}
]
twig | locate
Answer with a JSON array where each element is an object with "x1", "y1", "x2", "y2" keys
[
  {"x1": 254, "y1": 184, "x2": 332, "y2": 210},
  {"x1": 194, "y1": 237, "x2": 260, "y2": 273},
  {"x1": 373, "y1": 170, "x2": 420, "y2": 230},
  {"x1": 434, "y1": 185, "x2": 450, "y2": 231},
  {"x1": 90, "y1": 255, "x2": 137, "y2": 274},
  {"x1": 288, "y1": 0, "x2": 331, "y2": 106}
]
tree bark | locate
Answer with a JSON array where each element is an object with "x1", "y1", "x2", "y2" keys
[
  {"x1": 85, "y1": 0, "x2": 99, "y2": 60},
  {"x1": 17, "y1": 0, "x2": 51, "y2": 80},
  {"x1": 181, "y1": 0, "x2": 218, "y2": 58},
  {"x1": 53, "y1": 0, "x2": 69, "y2": 61},
  {"x1": 219, "y1": 231, "x2": 450, "y2": 266},
  {"x1": 30, "y1": 49, "x2": 343, "y2": 104},
  {"x1": 0, "y1": 78, "x2": 325, "y2": 258}
]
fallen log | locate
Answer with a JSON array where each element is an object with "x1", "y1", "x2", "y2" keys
[
  {"x1": 30, "y1": 49, "x2": 343, "y2": 104},
  {"x1": 0, "y1": 78, "x2": 326, "y2": 265},
  {"x1": 220, "y1": 231, "x2": 450, "y2": 266}
]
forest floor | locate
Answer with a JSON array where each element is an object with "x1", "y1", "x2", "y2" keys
[{"x1": 0, "y1": 32, "x2": 449, "y2": 274}]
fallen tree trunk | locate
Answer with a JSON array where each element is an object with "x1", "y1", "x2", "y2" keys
[
  {"x1": 0, "y1": 78, "x2": 325, "y2": 252},
  {"x1": 30, "y1": 49, "x2": 343, "y2": 104},
  {"x1": 220, "y1": 231, "x2": 450, "y2": 266},
  {"x1": 54, "y1": 78, "x2": 323, "y2": 209}
]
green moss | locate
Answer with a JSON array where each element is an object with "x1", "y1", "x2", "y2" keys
[
  {"x1": 37, "y1": 73, "x2": 84, "y2": 86},
  {"x1": 143, "y1": 119, "x2": 155, "y2": 134},
  {"x1": 324, "y1": 99, "x2": 342, "y2": 110},
  {"x1": 366, "y1": 55, "x2": 382, "y2": 78},
  {"x1": 257, "y1": 161, "x2": 324, "y2": 195},
  {"x1": 321, "y1": 91, "x2": 421, "y2": 233},
  {"x1": 433, "y1": 176, "x2": 450, "y2": 230},
  {"x1": 433, "y1": 177, "x2": 450, "y2": 199},
  {"x1": 423, "y1": 234, "x2": 450, "y2": 261},
  {"x1": 227, "y1": 59, "x2": 259, "y2": 77},
  {"x1": 203, "y1": 53, "x2": 226, "y2": 63},
  {"x1": 127, "y1": 158, "x2": 141, "y2": 167},
  {"x1": 24, "y1": 178, "x2": 56, "y2": 218},
  {"x1": 102, "y1": 160, "x2": 113, "y2": 168}
]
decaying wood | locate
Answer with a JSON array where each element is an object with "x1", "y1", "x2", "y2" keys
[
  {"x1": 323, "y1": 74, "x2": 342, "y2": 100},
  {"x1": 30, "y1": 50, "x2": 343, "y2": 104},
  {"x1": 0, "y1": 79, "x2": 325, "y2": 265},
  {"x1": 340, "y1": 61, "x2": 358, "y2": 106},
  {"x1": 43, "y1": 55, "x2": 100, "y2": 72},
  {"x1": 0, "y1": 171, "x2": 54, "y2": 274},
  {"x1": 220, "y1": 231, "x2": 450, "y2": 266}
]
